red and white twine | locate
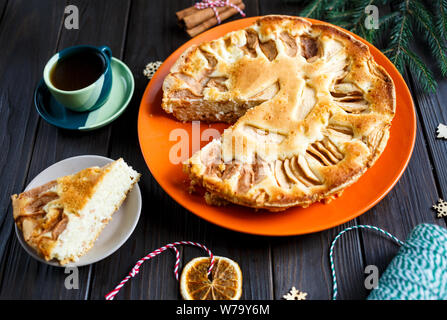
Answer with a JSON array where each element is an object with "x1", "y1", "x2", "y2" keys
[
  {"x1": 105, "y1": 241, "x2": 215, "y2": 300},
  {"x1": 194, "y1": 0, "x2": 246, "y2": 24}
]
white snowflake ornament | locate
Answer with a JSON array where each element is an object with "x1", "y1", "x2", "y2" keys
[
  {"x1": 433, "y1": 199, "x2": 447, "y2": 218},
  {"x1": 436, "y1": 124, "x2": 447, "y2": 140},
  {"x1": 143, "y1": 61, "x2": 163, "y2": 80},
  {"x1": 283, "y1": 286, "x2": 308, "y2": 300}
]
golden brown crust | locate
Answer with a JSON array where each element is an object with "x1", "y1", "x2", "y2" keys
[
  {"x1": 164, "y1": 15, "x2": 395, "y2": 211},
  {"x1": 56, "y1": 165, "x2": 111, "y2": 214}
]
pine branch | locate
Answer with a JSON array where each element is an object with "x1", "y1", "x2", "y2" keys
[
  {"x1": 371, "y1": 11, "x2": 400, "y2": 45},
  {"x1": 327, "y1": 0, "x2": 346, "y2": 11},
  {"x1": 378, "y1": 11, "x2": 400, "y2": 31},
  {"x1": 402, "y1": 46, "x2": 437, "y2": 92},
  {"x1": 327, "y1": 9, "x2": 357, "y2": 21},
  {"x1": 435, "y1": 0, "x2": 447, "y2": 40},
  {"x1": 300, "y1": 0, "x2": 326, "y2": 18},
  {"x1": 408, "y1": 0, "x2": 447, "y2": 77},
  {"x1": 384, "y1": 2, "x2": 411, "y2": 73}
]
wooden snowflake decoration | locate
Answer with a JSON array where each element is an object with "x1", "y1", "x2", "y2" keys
[
  {"x1": 437, "y1": 124, "x2": 447, "y2": 140},
  {"x1": 283, "y1": 286, "x2": 308, "y2": 300},
  {"x1": 143, "y1": 61, "x2": 163, "y2": 80},
  {"x1": 433, "y1": 199, "x2": 447, "y2": 218}
]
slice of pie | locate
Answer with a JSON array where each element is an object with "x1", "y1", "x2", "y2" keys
[
  {"x1": 11, "y1": 158, "x2": 140, "y2": 265},
  {"x1": 162, "y1": 15, "x2": 395, "y2": 211}
]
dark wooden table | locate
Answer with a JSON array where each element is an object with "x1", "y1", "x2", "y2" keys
[{"x1": 0, "y1": 0, "x2": 446, "y2": 300}]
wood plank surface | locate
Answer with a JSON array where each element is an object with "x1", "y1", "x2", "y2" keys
[
  {"x1": 0, "y1": 0, "x2": 8, "y2": 27},
  {"x1": 0, "y1": 0, "x2": 66, "y2": 298},
  {"x1": 0, "y1": 0, "x2": 131, "y2": 299},
  {"x1": 407, "y1": 43, "x2": 447, "y2": 202}
]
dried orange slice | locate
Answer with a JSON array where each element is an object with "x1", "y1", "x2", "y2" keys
[{"x1": 180, "y1": 256, "x2": 242, "y2": 300}]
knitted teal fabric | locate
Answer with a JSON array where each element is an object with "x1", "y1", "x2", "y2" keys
[{"x1": 368, "y1": 224, "x2": 447, "y2": 300}]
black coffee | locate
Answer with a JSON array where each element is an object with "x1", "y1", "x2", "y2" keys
[{"x1": 50, "y1": 50, "x2": 106, "y2": 91}]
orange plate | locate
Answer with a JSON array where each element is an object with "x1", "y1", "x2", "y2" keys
[{"x1": 138, "y1": 17, "x2": 416, "y2": 236}]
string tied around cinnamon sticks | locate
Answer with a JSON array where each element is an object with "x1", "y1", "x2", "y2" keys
[
  {"x1": 194, "y1": 0, "x2": 245, "y2": 24},
  {"x1": 176, "y1": 0, "x2": 246, "y2": 37}
]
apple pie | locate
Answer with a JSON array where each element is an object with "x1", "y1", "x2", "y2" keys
[
  {"x1": 162, "y1": 15, "x2": 395, "y2": 211},
  {"x1": 11, "y1": 158, "x2": 140, "y2": 264}
]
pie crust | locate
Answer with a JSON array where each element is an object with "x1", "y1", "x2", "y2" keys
[{"x1": 162, "y1": 15, "x2": 395, "y2": 211}]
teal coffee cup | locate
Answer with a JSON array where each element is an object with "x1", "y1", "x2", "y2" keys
[{"x1": 43, "y1": 45, "x2": 113, "y2": 112}]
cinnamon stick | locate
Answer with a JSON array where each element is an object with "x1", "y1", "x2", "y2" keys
[
  {"x1": 179, "y1": 0, "x2": 243, "y2": 29},
  {"x1": 186, "y1": 2, "x2": 245, "y2": 37},
  {"x1": 176, "y1": 5, "x2": 197, "y2": 21}
]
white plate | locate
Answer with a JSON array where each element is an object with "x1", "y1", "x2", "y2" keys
[{"x1": 14, "y1": 155, "x2": 142, "y2": 267}]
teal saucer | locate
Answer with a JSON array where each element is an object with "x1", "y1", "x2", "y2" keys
[{"x1": 34, "y1": 57, "x2": 134, "y2": 131}]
